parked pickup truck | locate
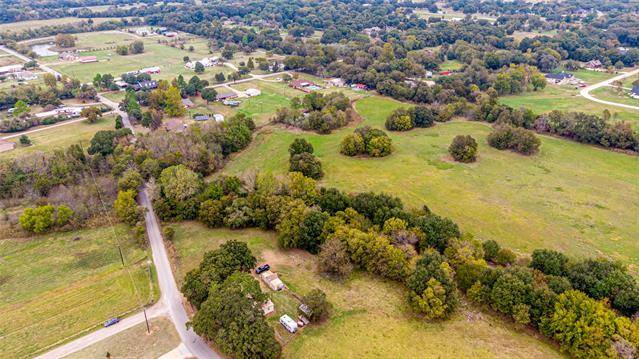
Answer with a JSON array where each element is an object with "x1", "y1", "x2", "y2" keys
[{"x1": 104, "y1": 317, "x2": 120, "y2": 327}]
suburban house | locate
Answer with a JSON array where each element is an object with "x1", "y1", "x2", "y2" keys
[
  {"x1": 13, "y1": 71, "x2": 38, "y2": 81},
  {"x1": 326, "y1": 78, "x2": 346, "y2": 87},
  {"x1": 79, "y1": 56, "x2": 98, "y2": 64},
  {"x1": 585, "y1": 60, "x2": 603, "y2": 70},
  {"x1": 631, "y1": 85, "x2": 639, "y2": 99},
  {"x1": 0, "y1": 65, "x2": 24, "y2": 76},
  {"x1": 185, "y1": 57, "x2": 221, "y2": 69},
  {"x1": 59, "y1": 52, "x2": 78, "y2": 61},
  {"x1": 260, "y1": 270, "x2": 284, "y2": 291},
  {"x1": 545, "y1": 72, "x2": 573, "y2": 84},
  {"x1": 35, "y1": 106, "x2": 82, "y2": 119},
  {"x1": 289, "y1": 79, "x2": 321, "y2": 92},
  {"x1": 132, "y1": 80, "x2": 158, "y2": 91},
  {"x1": 125, "y1": 67, "x2": 161, "y2": 76},
  {"x1": 216, "y1": 92, "x2": 238, "y2": 101}
]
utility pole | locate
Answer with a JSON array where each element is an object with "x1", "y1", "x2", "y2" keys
[{"x1": 143, "y1": 308, "x2": 150, "y2": 334}]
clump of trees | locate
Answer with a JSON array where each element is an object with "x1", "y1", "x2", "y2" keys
[
  {"x1": 273, "y1": 92, "x2": 353, "y2": 134},
  {"x1": 448, "y1": 135, "x2": 478, "y2": 163},
  {"x1": 288, "y1": 138, "x2": 323, "y2": 179},
  {"x1": 487, "y1": 125, "x2": 540, "y2": 155},
  {"x1": 385, "y1": 106, "x2": 445, "y2": 132},
  {"x1": 116, "y1": 40, "x2": 144, "y2": 56},
  {"x1": 340, "y1": 126, "x2": 392, "y2": 157},
  {"x1": 184, "y1": 241, "x2": 280, "y2": 358},
  {"x1": 19, "y1": 204, "x2": 73, "y2": 233},
  {"x1": 54, "y1": 34, "x2": 75, "y2": 48},
  {"x1": 299, "y1": 289, "x2": 330, "y2": 322},
  {"x1": 407, "y1": 251, "x2": 459, "y2": 320}
]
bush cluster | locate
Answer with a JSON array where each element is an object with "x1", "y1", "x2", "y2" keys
[
  {"x1": 487, "y1": 125, "x2": 540, "y2": 155},
  {"x1": 19, "y1": 204, "x2": 74, "y2": 233},
  {"x1": 385, "y1": 105, "x2": 444, "y2": 132},
  {"x1": 273, "y1": 92, "x2": 353, "y2": 134},
  {"x1": 288, "y1": 138, "x2": 323, "y2": 179},
  {"x1": 448, "y1": 135, "x2": 478, "y2": 162},
  {"x1": 340, "y1": 126, "x2": 393, "y2": 157}
]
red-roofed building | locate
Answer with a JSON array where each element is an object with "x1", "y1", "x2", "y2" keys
[{"x1": 79, "y1": 56, "x2": 98, "y2": 64}]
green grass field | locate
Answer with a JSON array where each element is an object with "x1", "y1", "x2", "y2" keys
[
  {"x1": 500, "y1": 85, "x2": 639, "y2": 128},
  {"x1": 0, "y1": 18, "x2": 130, "y2": 33},
  {"x1": 169, "y1": 223, "x2": 563, "y2": 358},
  {"x1": 590, "y1": 86, "x2": 639, "y2": 107},
  {"x1": 0, "y1": 116, "x2": 115, "y2": 160},
  {"x1": 0, "y1": 225, "x2": 156, "y2": 358},
  {"x1": 223, "y1": 95, "x2": 639, "y2": 271},
  {"x1": 440, "y1": 60, "x2": 464, "y2": 71},
  {"x1": 66, "y1": 317, "x2": 180, "y2": 359}
]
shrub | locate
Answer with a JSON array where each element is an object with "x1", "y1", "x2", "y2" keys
[
  {"x1": 300, "y1": 289, "x2": 330, "y2": 322},
  {"x1": 289, "y1": 138, "x2": 314, "y2": 155},
  {"x1": 494, "y1": 248, "x2": 517, "y2": 266},
  {"x1": 163, "y1": 226, "x2": 175, "y2": 242},
  {"x1": 448, "y1": 135, "x2": 478, "y2": 163},
  {"x1": 483, "y1": 240, "x2": 500, "y2": 262},
  {"x1": 339, "y1": 133, "x2": 365, "y2": 156},
  {"x1": 411, "y1": 106, "x2": 437, "y2": 128},
  {"x1": 318, "y1": 236, "x2": 353, "y2": 279},
  {"x1": 118, "y1": 168, "x2": 143, "y2": 192},
  {"x1": 198, "y1": 199, "x2": 225, "y2": 228},
  {"x1": 367, "y1": 135, "x2": 392, "y2": 157},
  {"x1": 487, "y1": 125, "x2": 540, "y2": 155},
  {"x1": 114, "y1": 190, "x2": 141, "y2": 226},
  {"x1": 530, "y1": 249, "x2": 569, "y2": 276},
  {"x1": 385, "y1": 108, "x2": 414, "y2": 131},
  {"x1": 289, "y1": 152, "x2": 324, "y2": 179},
  {"x1": 19, "y1": 205, "x2": 61, "y2": 233},
  {"x1": 407, "y1": 251, "x2": 459, "y2": 320}
]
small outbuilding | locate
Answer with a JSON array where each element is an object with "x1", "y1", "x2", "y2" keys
[
  {"x1": 262, "y1": 299, "x2": 275, "y2": 315},
  {"x1": 182, "y1": 98, "x2": 195, "y2": 108},
  {"x1": 631, "y1": 85, "x2": 639, "y2": 99},
  {"x1": 213, "y1": 114, "x2": 224, "y2": 122},
  {"x1": 245, "y1": 88, "x2": 261, "y2": 97}
]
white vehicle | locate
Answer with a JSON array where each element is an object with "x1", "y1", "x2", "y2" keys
[{"x1": 279, "y1": 314, "x2": 298, "y2": 333}]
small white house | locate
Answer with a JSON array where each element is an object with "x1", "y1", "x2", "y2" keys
[
  {"x1": 279, "y1": 315, "x2": 298, "y2": 333},
  {"x1": 245, "y1": 88, "x2": 261, "y2": 97},
  {"x1": 262, "y1": 299, "x2": 275, "y2": 315}
]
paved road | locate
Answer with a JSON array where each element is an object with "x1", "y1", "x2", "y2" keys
[
  {"x1": 580, "y1": 68, "x2": 639, "y2": 111},
  {"x1": 35, "y1": 303, "x2": 168, "y2": 359},
  {"x1": 0, "y1": 45, "x2": 62, "y2": 78}
]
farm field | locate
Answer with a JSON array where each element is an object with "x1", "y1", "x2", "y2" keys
[
  {"x1": 169, "y1": 223, "x2": 563, "y2": 359},
  {"x1": 66, "y1": 317, "x2": 180, "y2": 359},
  {"x1": 42, "y1": 31, "x2": 272, "y2": 84},
  {"x1": 0, "y1": 224, "x2": 156, "y2": 358},
  {"x1": 0, "y1": 116, "x2": 115, "y2": 160},
  {"x1": 500, "y1": 84, "x2": 639, "y2": 128},
  {"x1": 0, "y1": 17, "x2": 130, "y2": 33},
  {"x1": 224, "y1": 95, "x2": 639, "y2": 270}
]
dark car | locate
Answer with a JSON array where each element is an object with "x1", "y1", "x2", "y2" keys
[
  {"x1": 104, "y1": 318, "x2": 120, "y2": 327},
  {"x1": 255, "y1": 264, "x2": 270, "y2": 274}
]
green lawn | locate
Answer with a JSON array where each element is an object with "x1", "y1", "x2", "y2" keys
[
  {"x1": 170, "y1": 223, "x2": 563, "y2": 358},
  {"x1": 223, "y1": 95, "x2": 639, "y2": 272},
  {"x1": 0, "y1": 116, "x2": 115, "y2": 161},
  {"x1": 66, "y1": 317, "x2": 180, "y2": 359},
  {"x1": 500, "y1": 85, "x2": 639, "y2": 128},
  {"x1": 440, "y1": 60, "x2": 464, "y2": 71},
  {"x1": 590, "y1": 86, "x2": 639, "y2": 107},
  {"x1": 0, "y1": 225, "x2": 156, "y2": 358},
  {"x1": 0, "y1": 18, "x2": 130, "y2": 33}
]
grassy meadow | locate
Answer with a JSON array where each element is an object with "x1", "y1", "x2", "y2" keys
[
  {"x1": 0, "y1": 116, "x2": 115, "y2": 160},
  {"x1": 223, "y1": 95, "x2": 639, "y2": 271},
  {"x1": 500, "y1": 84, "x2": 639, "y2": 128},
  {"x1": 0, "y1": 225, "x2": 156, "y2": 358},
  {"x1": 169, "y1": 223, "x2": 563, "y2": 358},
  {"x1": 66, "y1": 317, "x2": 180, "y2": 359}
]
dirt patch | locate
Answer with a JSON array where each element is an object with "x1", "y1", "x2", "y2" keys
[{"x1": 260, "y1": 248, "x2": 315, "y2": 268}]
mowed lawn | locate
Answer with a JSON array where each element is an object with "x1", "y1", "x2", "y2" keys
[
  {"x1": 500, "y1": 84, "x2": 639, "y2": 128},
  {"x1": 0, "y1": 116, "x2": 115, "y2": 160},
  {"x1": 0, "y1": 225, "x2": 155, "y2": 358},
  {"x1": 224, "y1": 95, "x2": 639, "y2": 270},
  {"x1": 66, "y1": 317, "x2": 180, "y2": 359},
  {"x1": 170, "y1": 223, "x2": 563, "y2": 358}
]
